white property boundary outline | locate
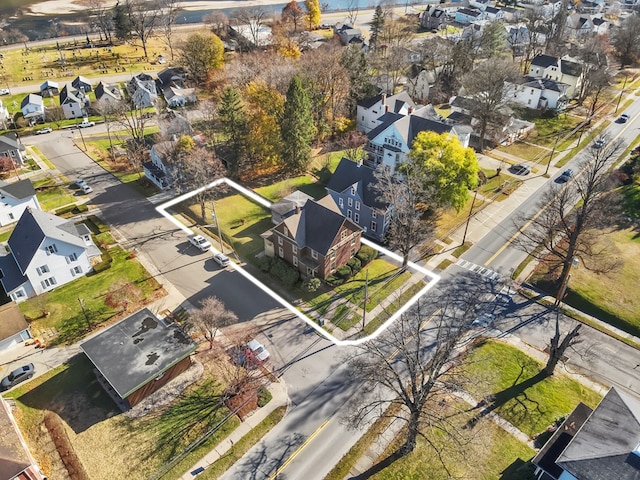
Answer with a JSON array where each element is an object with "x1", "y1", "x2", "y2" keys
[{"x1": 156, "y1": 178, "x2": 441, "y2": 346}]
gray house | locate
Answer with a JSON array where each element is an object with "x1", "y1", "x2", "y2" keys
[
  {"x1": 0, "y1": 301, "x2": 31, "y2": 352},
  {"x1": 532, "y1": 386, "x2": 640, "y2": 480},
  {"x1": 270, "y1": 190, "x2": 313, "y2": 225},
  {"x1": 326, "y1": 158, "x2": 391, "y2": 242}
]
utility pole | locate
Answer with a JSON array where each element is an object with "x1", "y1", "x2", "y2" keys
[
  {"x1": 545, "y1": 130, "x2": 561, "y2": 175},
  {"x1": 210, "y1": 200, "x2": 224, "y2": 252},
  {"x1": 362, "y1": 269, "x2": 369, "y2": 331},
  {"x1": 462, "y1": 188, "x2": 479, "y2": 245},
  {"x1": 76, "y1": 120, "x2": 87, "y2": 150},
  {"x1": 614, "y1": 72, "x2": 629, "y2": 114}
]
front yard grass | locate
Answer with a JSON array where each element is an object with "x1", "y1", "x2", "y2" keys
[
  {"x1": 363, "y1": 282, "x2": 426, "y2": 335},
  {"x1": 35, "y1": 184, "x2": 77, "y2": 212},
  {"x1": 464, "y1": 341, "x2": 602, "y2": 437},
  {"x1": 5, "y1": 353, "x2": 241, "y2": 480},
  {"x1": 19, "y1": 246, "x2": 163, "y2": 345},
  {"x1": 370, "y1": 399, "x2": 535, "y2": 480},
  {"x1": 496, "y1": 142, "x2": 549, "y2": 162}
]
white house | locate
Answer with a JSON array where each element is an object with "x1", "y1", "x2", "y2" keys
[
  {"x1": 0, "y1": 179, "x2": 40, "y2": 226},
  {"x1": 163, "y1": 86, "x2": 197, "y2": 107},
  {"x1": 95, "y1": 81, "x2": 122, "y2": 103},
  {"x1": 364, "y1": 104, "x2": 471, "y2": 173},
  {"x1": 0, "y1": 208, "x2": 101, "y2": 303},
  {"x1": 0, "y1": 134, "x2": 26, "y2": 166},
  {"x1": 59, "y1": 83, "x2": 90, "y2": 119},
  {"x1": 591, "y1": 16, "x2": 610, "y2": 34},
  {"x1": 143, "y1": 140, "x2": 174, "y2": 190},
  {"x1": 357, "y1": 91, "x2": 416, "y2": 133},
  {"x1": 127, "y1": 73, "x2": 158, "y2": 109},
  {"x1": 566, "y1": 14, "x2": 593, "y2": 38},
  {"x1": 0, "y1": 99, "x2": 10, "y2": 128},
  {"x1": 20, "y1": 94, "x2": 45, "y2": 124},
  {"x1": 484, "y1": 6, "x2": 504, "y2": 20},
  {"x1": 528, "y1": 54, "x2": 583, "y2": 98},
  {"x1": 511, "y1": 76, "x2": 570, "y2": 111}
]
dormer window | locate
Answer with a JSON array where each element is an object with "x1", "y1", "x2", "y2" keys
[
  {"x1": 45, "y1": 244, "x2": 58, "y2": 255},
  {"x1": 351, "y1": 186, "x2": 357, "y2": 195}
]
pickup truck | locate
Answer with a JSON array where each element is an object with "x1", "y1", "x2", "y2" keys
[
  {"x1": 78, "y1": 119, "x2": 95, "y2": 128},
  {"x1": 187, "y1": 234, "x2": 212, "y2": 252}
]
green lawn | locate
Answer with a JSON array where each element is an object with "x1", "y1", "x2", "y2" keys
[
  {"x1": 496, "y1": 142, "x2": 549, "y2": 162},
  {"x1": 19, "y1": 246, "x2": 163, "y2": 345},
  {"x1": 255, "y1": 175, "x2": 327, "y2": 202},
  {"x1": 364, "y1": 282, "x2": 426, "y2": 335},
  {"x1": 35, "y1": 185, "x2": 77, "y2": 211},
  {"x1": 554, "y1": 121, "x2": 611, "y2": 168},
  {"x1": 464, "y1": 341, "x2": 602, "y2": 437},
  {"x1": 526, "y1": 114, "x2": 583, "y2": 149},
  {"x1": 370, "y1": 400, "x2": 535, "y2": 480},
  {"x1": 563, "y1": 225, "x2": 640, "y2": 337},
  {"x1": 5, "y1": 354, "x2": 241, "y2": 480}
]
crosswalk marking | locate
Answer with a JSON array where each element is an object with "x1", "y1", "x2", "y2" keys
[{"x1": 455, "y1": 259, "x2": 501, "y2": 281}]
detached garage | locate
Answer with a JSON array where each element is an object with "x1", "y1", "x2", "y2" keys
[
  {"x1": 0, "y1": 302, "x2": 31, "y2": 352},
  {"x1": 81, "y1": 308, "x2": 197, "y2": 409}
]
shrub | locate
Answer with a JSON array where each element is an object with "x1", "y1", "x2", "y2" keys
[
  {"x1": 356, "y1": 245, "x2": 377, "y2": 265},
  {"x1": 257, "y1": 387, "x2": 272, "y2": 407},
  {"x1": 347, "y1": 257, "x2": 362, "y2": 273},
  {"x1": 270, "y1": 258, "x2": 299, "y2": 287},
  {"x1": 326, "y1": 275, "x2": 345, "y2": 287},
  {"x1": 258, "y1": 255, "x2": 274, "y2": 272},
  {"x1": 335, "y1": 265, "x2": 352, "y2": 279},
  {"x1": 55, "y1": 204, "x2": 77, "y2": 215},
  {"x1": 303, "y1": 277, "x2": 321, "y2": 292}
]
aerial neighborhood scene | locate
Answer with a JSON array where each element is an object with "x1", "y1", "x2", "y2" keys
[{"x1": 1, "y1": 0, "x2": 640, "y2": 478}]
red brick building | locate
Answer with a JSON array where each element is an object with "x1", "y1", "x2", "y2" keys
[{"x1": 262, "y1": 196, "x2": 362, "y2": 280}]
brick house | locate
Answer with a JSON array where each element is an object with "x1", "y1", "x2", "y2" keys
[{"x1": 262, "y1": 197, "x2": 362, "y2": 279}]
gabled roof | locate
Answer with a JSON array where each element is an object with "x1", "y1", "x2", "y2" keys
[
  {"x1": 81, "y1": 308, "x2": 197, "y2": 399},
  {"x1": 520, "y1": 76, "x2": 570, "y2": 93},
  {"x1": 561, "y1": 57, "x2": 583, "y2": 77},
  {"x1": 457, "y1": 8, "x2": 482, "y2": 16},
  {"x1": 326, "y1": 158, "x2": 388, "y2": 210},
  {"x1": 40, "y1": 80, "x2": 59, "y2": 91},
  {"x1": 359, "y1": 94, "x2": 383, "y2": 109},
  {"x1": 59, "y1": 83, "x2": 83, "y2": 105},
  {"x1": 0, "y1": 134, "x2": 23, "y2": 154},
  {"x1": 164, "y1": 86, "x2": 196, "y2": 101},
  {"x1": 95, "y1": 82, "x2": 121, "y2": 101},
  {"x1": 270, "y1": 191, "x2": 313, "y2": 216},
  {"x1": 0, "y1": 397, "x2": 35, "y2": 480},
  {"x1": 485, "y1": 6, "x2": 501, "y2": 14},
  {"x1": 72, "y1": 75, "x2": 91, "y2": 89},
  {"x1": 531, "y1": 53, "x2": 559, "y2": 69},
  {"x1": 20, "y1": 94, "x2": 43, "y2": 109},
  {"x1": 366, "y1": 112, "x2": 404, "y2": 140},
  {"x1": 0, "y1": 301, "x2": 29, "y2": 342},
  {"x1": 367, "y1": 105, "x2": 453, "y2": 147},
  {"x1": 278, "y1": 198, "x2": 361, "y2": 255},
  {"x1": 556, "y1": 387, "x2": 640, "y2": 480},
  {"x1": 592, "y1": 17, "x2": 607, "y2": 26},
  {"x1": 157, "y1": 67, "x2": 187, "y2": 86},
  {"x1": 0, "y1": 179, "x2": 36, "y2": 200},
  {"x1": 8, "y1": 208, "x2": 87, "y2": 273}
]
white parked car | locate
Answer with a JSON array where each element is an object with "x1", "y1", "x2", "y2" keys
[
  {"x1": 471, "y1": 313, "x2": 495, "y2": 329},
  {"x1": 78, "y1": 119, "x2": 95, "y2": 128},
  {"x1": 213, "y1": 252, "x2": 230, "y2": 267},
  {"x1": 0, "y1": 88, "x2": 9, "y2": 95},
  {"x1": 81, "y1": 184, "x2": 93, "y2": 194},
  {"x1": 187, "y1": 234, "x2": 212, "y2": 252},
  {"x1": 247, "y1": 339, "x2": 270, "y2": 362}
]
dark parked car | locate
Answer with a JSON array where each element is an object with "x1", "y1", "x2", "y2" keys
[
  {"x1": 1, "y1": 363, "x2": 35, "y2": 391},
  {"x1": 557, "y1": 169, "x2": 573, "y2": 183},
  {"x1": 592, "y1": 138, "x2": 606, "y2": 149},
  {"x1": 616, "y1": 114, "x2": 630, "y2": 124},
  {"x1": 509, "y1": 164, "x2": 531, "y2": 176}
]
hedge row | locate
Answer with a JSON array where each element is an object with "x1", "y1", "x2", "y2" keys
[
  {"x1": 258, "y1": 256, "x2": 300, "y2": 288},
  {"x1": 326, "y1": 246, "x2": 378, "y2": 287}
]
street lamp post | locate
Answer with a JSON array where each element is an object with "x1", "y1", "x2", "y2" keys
[
  {"x1": 209, "y1": 201, "x2": 224, "y2": 252},
  {"x1": 462, "y1": 188, "x2": 479, "y2": 245}
]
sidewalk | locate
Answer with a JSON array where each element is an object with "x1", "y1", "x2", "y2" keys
[{"x1": 179, "y1": 381, "x2": 289, "y2": 480}]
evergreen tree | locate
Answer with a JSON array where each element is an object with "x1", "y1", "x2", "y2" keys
[
  {"x1": 112, "y1": 1, "x2": 132, "y2": 41},
  {"x1": 341, "y1": 44, "x2": 378, "y2": 114},
  {"x1": 304, "y1": 0, "x2": 321, "y2": 30},
  {"x1": 281, "y1": 76, "x2": 315, "y2": 174},
  {"x1": 218, "y1": 86, "x2": 248, "y2": 177},
  {"x1": 369, "y1": 5, "x2": 385, "y2": 50}
]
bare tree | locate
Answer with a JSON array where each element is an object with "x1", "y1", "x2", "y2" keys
[
  {"x1": 519, "y1": 7, "x2": 546, "y2": 72},
  {"x1": 373, "y1": 162, "x2": 438, "y2": 267},
  {"x1": 159, "y1": 0, "x2": 180, "y2": 60},
  {"x1": 378, "y1": 15, "x2": 415, "y2": 49},
  {"x1": 232, "y1": 7, "x2": 267, "y2": 49},
  {"x1": 611, "y1": 13, "x2": 640, "y2": 67},
  {"x1": 204, "y1": 11, "x2": 230, "y2": 39},
  {"x1": 544, "y1": 309, "x2": 582, "y2": 376},
  {"x1": 125, "y1": 0, "x2": 161, "y2": 59},
  {"x1": 45, "y1": 106, "x2": 65, "y2": 129},
  {"x1": 339, "y1": 130, "x2": 367, "y2": 162},
  {"x1": 88, "y1": 0, "x2": 113, "y2": 42},
  {"x1": 189, "y1": 296, "x2": 238, "y2": 350},
  {"x1": 182, "y1": 146, "x2": 226, "y2": 220},
  {"x1": 544, "y1": 0, "x2": 569, "y2": 56},
  {"x1": 93, "y1": 98, "x2": 121, "y2": 157},
  {"x1": 345, "y1": 0, "x2": 360, "y2": 26},
  {"x1": 343, "y1": 274, "x2": 493, "y2": 477},
  {"x1": 115, "y1": 101, "x2": 150, "y2": 149},
  {"x1": 514, "y1": 142, "x2": 623, "y2": 305},
  {"x1": 461, "y1": 58, "x2": 519, "y2": 150}
]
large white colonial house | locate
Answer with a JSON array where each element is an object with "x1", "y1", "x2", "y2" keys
[
  {"x1": 0, "y1": 208, "x2": 101, "y2": 302},
  {"x1": 0, "y1": 179, "x2": 40, "y2": 227}
]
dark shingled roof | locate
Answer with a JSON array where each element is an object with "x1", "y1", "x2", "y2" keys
[
  {"x1": 0, "y1": 179, "x2": 35, "y2": 200},
  {"x1": 0, "y1": 253, "x2": 27, "y2": 293},
  {"x1": 359, "y1": 94, "x2": 383, "y2": 109},
  {"x1": 531, "y1": 54, "x2": 559, "y2": 68},
  {"x1": 279, "y1": 199, "x2": 361, "y2": 256},
  {"x1": 20, "y1": 93, "x2": 42, "y2": 109},
  {"x1": 485, "y1": 6, "x2": 500, "y2": 14},
  {"x1": 561, "y1": 58, "x2": 583, "y2": 77},
  {"x1": 8, "y1": 208, "x2": 86, "y2": 274},
  {"x1": 457, "y1": 7, "x2": 482, "y2": 16},
  {"x1": 521, "y1": 76, "x2": 570, "y2": 93},
  {"x1": 366, "y1": 112, "x2": 404, "y2": 140},
  {"x1": 326, "y1": 158, "x2": 388, "y2": 210},
  {"x1": 533, "y1": 402, "x2": 593, "y2": 479},
  {"x1": 81, "y1": 308, "x2": 197, "y2": 398},
  {"x1": 556, "y1": 387, "x2": 640, "y2": 480}
]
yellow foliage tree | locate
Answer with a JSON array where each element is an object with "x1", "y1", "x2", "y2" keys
[
  {"x1": 305, "y1": 0, "x2": 321, "y2": 30},
  {"x1": 244, "y1": 81, "x2": 285, "y2": 169}
]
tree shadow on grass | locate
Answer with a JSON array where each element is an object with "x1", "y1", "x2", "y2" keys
[
  {"x1": 465, "y1": 370, "x2": 550, "y2": 429},
  {"x1": 348, "y1": 446, "x2": 410, "y2": 480},
  {"x1": 499, "y1": 457, "x2": 537, "y2": 480}
]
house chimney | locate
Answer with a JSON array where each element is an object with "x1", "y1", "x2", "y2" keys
[
  {"x1": 295, "y1": 205, "x2": 301, "y2": 214},
  {"x1": 381, "y1": 93, "x2": 386, "y2": 105},
  {"x1": 357, "y1": 158, "x2": 363, "y2": 167},
  {"x1": 408, "y1": 106, "x2": 414, "y2": 114},
  {"x1": 385, "y1": 104, "x2": 390, "y2": 113}
]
